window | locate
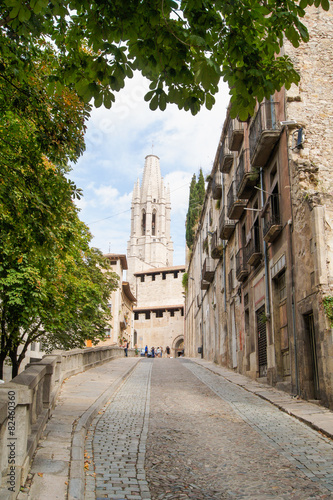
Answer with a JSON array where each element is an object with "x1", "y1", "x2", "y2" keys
[
  {"x1": 170, "y1": 310, "x2": 175, "y2": 317},
  {"x1": 141, "y1": 210, "x2": 146, "y2": 235},
  {"x1": 134, "y1": 312, "x2": 139, "y2": 320},
  {"x1": 152, "y1": 211, "x2": 156, "y2": 235},
  {"x1": 156, "y1": 310, "x2": 163, "y2": 318},
  {"x1": 145, "y1": 311, "x2": 150, "y2": 320},
  {"x1": 162, "y1": 272, "x2": 166, "y2": 280},
  {"x1": 140, "y1": 275, "x2": 145, "y2": 282},
  {"x1": 278, "y1": 272, "x2": 286, "y2": 302}
]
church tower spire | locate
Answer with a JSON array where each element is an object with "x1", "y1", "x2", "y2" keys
[{"x1": 127, "y1": 155, "x2": 174, "y2": 285}]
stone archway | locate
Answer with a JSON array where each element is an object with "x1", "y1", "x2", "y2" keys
[{"x1": 172, "y1": 335, "x2": 184, "y2": 357}]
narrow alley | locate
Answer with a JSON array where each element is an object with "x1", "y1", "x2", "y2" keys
[{"x1": 19, "y1": 358, "x2": 333, "y2": 500}]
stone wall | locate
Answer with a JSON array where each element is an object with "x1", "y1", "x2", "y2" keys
[
  {"x1": 0, "y1": 346, "x2": 133, "y2": 499},
  {"x1": 134, "y1": 269, "x2": 185, "y2": 308}
]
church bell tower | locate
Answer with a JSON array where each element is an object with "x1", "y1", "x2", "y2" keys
[{"x1": 127, "y1": 155, "x2": 173, "y2": 285}]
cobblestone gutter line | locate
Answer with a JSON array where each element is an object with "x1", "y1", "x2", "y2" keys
[
  {"x1": 68, "y1": 358, "x2": 141, "y2": 500},
  {"x1": 84, "y1": 360, "x2": 152, "y2": 500},
  {"x1": 184, "y1": 360, "x2": 333, "y2": 494},
  {"x1": 191, "y1": 358, "x2": 333, "y2": 440}
]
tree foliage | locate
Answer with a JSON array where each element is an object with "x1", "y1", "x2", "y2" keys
[
  {"x1": 1, "y1": 0, "x2": 330, "y2": 118},
  {"x1": 0, "y1": 40, "x2": 118, "y2": 379},
  {"x1": 186, "y1": 169, "x2": 206, "y2": 249}
]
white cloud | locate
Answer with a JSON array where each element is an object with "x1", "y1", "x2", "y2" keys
[{"x1": 70, "y1": 73, "x2": 230, "y2": 265}]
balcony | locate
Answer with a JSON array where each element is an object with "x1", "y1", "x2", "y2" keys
[
  {"x1": 201, "y1": 279, "x2": 210, "y2": 290},
  {"x1": 249, "y1": 101, "x2": 280, "y2": 167},
  {"x1": 202, "y1": 257, "x2": 215, "y2": 283},
  {"x1": 246, "y1": 237, "x2": 262, "y2": 267},
  {"x1": 228, "y1": 118, "x2": 244, "y2": 152},
  {"x1": 263, "y1": 213, "x2": 282, "y2": 243},
  {"x1": 212, "y1": 171, "x2": 222, "y2": 200},
  {"x1": 236, "y1": 148, "x2": 259, "y2": 199},
  {"x1": 219, "y1": 137, "x2": 234, "y2": 173},
  {"x1": 219, "y1": 207, "x2": 236, "y2": 240},
  {"x1": 227, "y1": 181, "x2": 247, "y2": 220},
  {"x1": 211, "y1": 231, "x2": 223, "y2": 259},
  {"x1": 236, "y1": 247, "x2": 249, "y2": 282}
]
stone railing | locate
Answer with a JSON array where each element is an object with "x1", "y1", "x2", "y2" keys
[{"x1": 0, "y1": 345, "x2": 134, "y2": 499}]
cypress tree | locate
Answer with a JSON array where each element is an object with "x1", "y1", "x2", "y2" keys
[{"x1": 185, "y1": 169, "x2": 206, "y2": 250}]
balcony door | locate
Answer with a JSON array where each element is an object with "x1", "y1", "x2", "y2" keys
[{"x1": 256, "y1": 306, "x2": 267, "y2": 377}]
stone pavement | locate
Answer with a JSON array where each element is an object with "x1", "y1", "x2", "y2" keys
[
  {"x1": 17, "y1": 356, "x2": 333, "y2": 500},
  {"x1": 191, "y1": 358, "x2": 333, "y2": 440},
  {"x1": 17, "y1": 357, "x2": 140, "y2": 500},
  {"x1": 85, "y1": 358, "x2": 333, "y2": 500},
  {"x1": 84, "y1": 361, "x2": 152, "y2": 500}
]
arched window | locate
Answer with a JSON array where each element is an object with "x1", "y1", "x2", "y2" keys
[
  {"x1": 152, "y1": 210, "x2": 156, "y2": 235},
  {"x1": 141, "y1": 210, "x2": 146, "y2": 235}
]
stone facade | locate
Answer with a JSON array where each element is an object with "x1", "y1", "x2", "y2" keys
[
  {"x1": 185, "y1": 4, "x2": 333, "y2": 408},
  {"x1": 127, "y1": 156, "x2": 185, "y2": 356},
  {"x1": 127, "y1": 155, "x2": 173, "y2": 285},
  {"x1": 100, "y1": 254, "x2": 136, "y2": 347}
]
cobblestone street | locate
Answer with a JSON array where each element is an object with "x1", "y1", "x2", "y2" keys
[{"x1": 83, "y1": 358, "x2": 333, "y2": 500}]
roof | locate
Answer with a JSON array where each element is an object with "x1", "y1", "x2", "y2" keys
[
  {"x1": 104, "y1": 253, "x2": 128, "y2": 270},
  {"x1": 122, "y1": 282, "x2": 136, "y2": 303},
  {"x1": 134, "y1": 304, "x2": 184, "y2": 312},
  {"x1": 134, "y1": 265, "x2": 185, "y2": 276}
]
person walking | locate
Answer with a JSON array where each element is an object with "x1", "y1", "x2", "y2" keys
[
  {"x1": 151, "y1": 346, "x2": 155, "y2": 358},
  {"x1": 166, "y1": 346, "x2": 170, "y2": 358},
  {"x1": 145, "y1": 345, "x2": 148, "y2": 357},
  {"x1": 124, "y1": 341, "x2": 129, "y2": 357},
  {"x1": 156, "y1": 346, "x2": 161, "y2": 358}
]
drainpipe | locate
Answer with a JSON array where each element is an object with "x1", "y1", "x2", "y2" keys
[
  {"x1": 223, "y1": 243, "x2": 227, "y2": 312},
  {"x1": 260, "y1": 168, "x2": 270, "y2": 319},
  {"x1": 199, "y1": 225, "x2": 204, "y2": 358},
  {"x1": 284, "y1": 126, "x2": 299, "y2": 396}
]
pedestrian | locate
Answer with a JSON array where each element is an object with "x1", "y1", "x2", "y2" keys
[
  {"x1": 124, "y1": 341, "x2": 129, "y2": 357},
  {"x1": 156, "y1": 346, "x2": 161, "y2": 358},
  {"x1": 151, "y1": 346, "x2": 155, "y2": 358},
  {"x1": 166, "y1": 346, "x2": 170, "y2": 358},
  {"x1": 160, "y1": 346, "x2": 163, "y2": 358},
  {"x1": 145, "y1": 345, "x2": 148, "y2": 357}
]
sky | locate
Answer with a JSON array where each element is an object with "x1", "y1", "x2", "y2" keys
[{"x1": 69, "y1": 73, "x2": 230, "y2": 266}]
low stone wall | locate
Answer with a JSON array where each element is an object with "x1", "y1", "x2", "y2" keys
[{"x1": 0, "y1": 345, "x2": 134, "y2": 499}]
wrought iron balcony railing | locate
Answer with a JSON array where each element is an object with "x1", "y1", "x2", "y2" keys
[
  {"x1": 236, "y1": 148, "x2": 259, "y2": 199},
  {"x1": 249, "y1": 101, "x2": 280, "y2": 167},
  {"x1": 219, "y1": 206, "x2": 236, "y2": 240},
  {"x1": 236, "y1": 247, "x2": 249, "y2": 282},
  {"x1": 219, "y1": 137, "x2": 234, "y2": 173},
  {"x1": 227, "y1": 180, "x2": 247, "y2": 220}
]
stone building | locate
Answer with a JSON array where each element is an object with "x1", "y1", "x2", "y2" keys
[
  {"x1": 127, "y1": 155, "x2": 185, "y2": 355},
  {"x1": 100, "y1": 254, "x2": 136, "y2": 347},
  {"x1": 185, "y1": 4, "x2": 333, "y2": 408}
]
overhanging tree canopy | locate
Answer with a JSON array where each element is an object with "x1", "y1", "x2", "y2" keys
[
  {"x1": 1, "y1": 0, "x2": 330, "y2": 119},
  {"x1": 0, "y1": 40, "x2": 118, "y2": 379}
]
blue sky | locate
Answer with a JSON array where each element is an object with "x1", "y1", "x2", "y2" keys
[{"x1": 69, "y1": 73, "x2": 230, "y2": 266}]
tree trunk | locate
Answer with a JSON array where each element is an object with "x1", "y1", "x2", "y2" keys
[
  {"x1": 0, "y1": 353, "x2": 6, "y2": 380},
  {"x1": 9, "y1": 347, "x2": 19, "y2": 379}
]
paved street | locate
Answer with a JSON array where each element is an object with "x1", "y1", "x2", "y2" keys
[{"x1": 84, "y1": 358, "x2": 333, "y2": 500}]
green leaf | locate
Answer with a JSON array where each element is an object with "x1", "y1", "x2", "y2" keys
[
  {"x1": 321, "y1": 0, "x2": 330, "y2": 10},
  {"x1": 149, "y1": 94, "x2": 159, "y2": 111}
]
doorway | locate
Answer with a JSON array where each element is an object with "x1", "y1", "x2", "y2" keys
[
  {"x1": 256, "y1": 306, "x2": 267, "y2": 377},
  {"x1": 304, "y1": 312, "x2": 319, "y2": 399}
]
